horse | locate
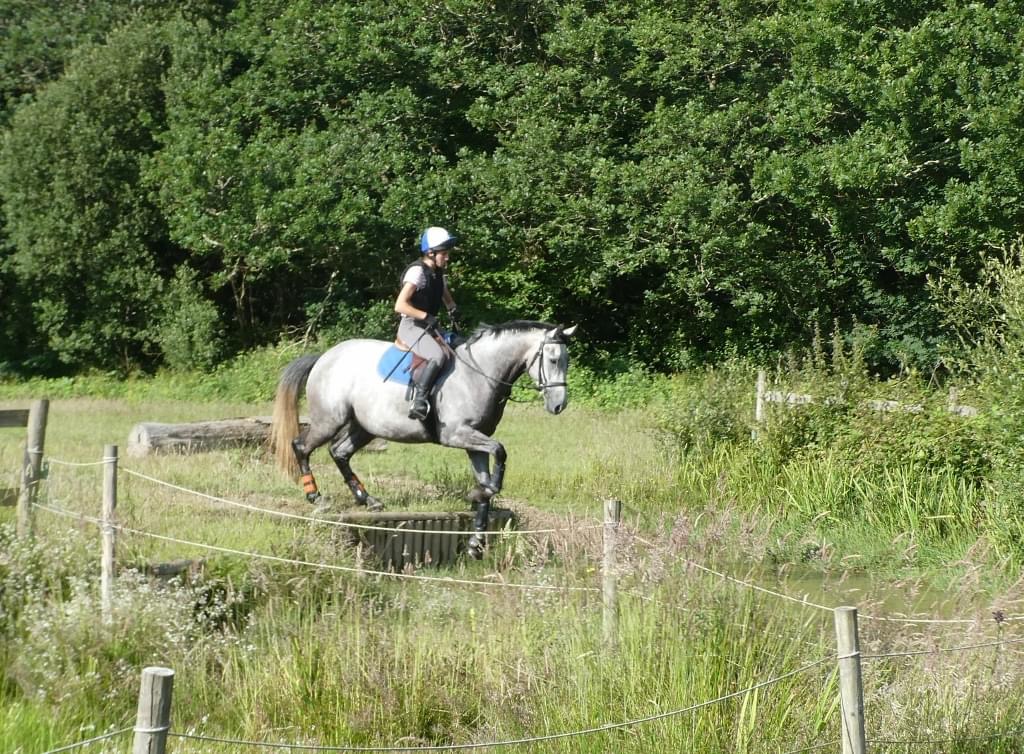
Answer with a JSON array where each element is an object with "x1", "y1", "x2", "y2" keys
[{"x1": 269, "y1": 320, "x2": 577, "y2": 558}]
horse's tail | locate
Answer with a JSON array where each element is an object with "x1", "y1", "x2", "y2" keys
[{"x1": 269, "y1": 354, "x2": 321, "y2": 478}]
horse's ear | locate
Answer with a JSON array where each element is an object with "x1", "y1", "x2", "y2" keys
[{"x1": 561, "y1": 324, "x2": 578, "y2": 339}]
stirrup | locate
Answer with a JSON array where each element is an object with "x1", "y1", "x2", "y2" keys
[{"x1": 408, "y1": 399, "x2": 430, "y2": 421}]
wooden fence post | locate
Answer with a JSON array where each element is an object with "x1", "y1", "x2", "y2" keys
[
  {"x1": 17, "y1": 398, "x2": 49, "y2": 539},
  {"x1": 603, "y1": 498, "x2": 622, "y2": 650},
  {"x1": 834, "y1": 606, "x2": 867, "y2": 754},
  {"x1": 101, "y1": 444, "x2": 118, "y2": 625},
  {"x1": 133, "y1": 666, "x2": 174, "y2": 754},
  {"x1": 752, "y1": 370, "x2": 766, "y2": 440}
]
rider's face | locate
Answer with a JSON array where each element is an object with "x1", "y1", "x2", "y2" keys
[{"x1": 430, "y1": 249, "x2": 451, "y2": 269}]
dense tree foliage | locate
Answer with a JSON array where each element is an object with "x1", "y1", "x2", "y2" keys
[{"x1": 2, "y1": 0, "x2": 1023, "y2": 374}]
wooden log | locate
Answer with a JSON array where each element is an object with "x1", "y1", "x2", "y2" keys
[
  {"x1": 0, "y1": 409, "x2": 29, "y2": 428},
  {"x1": 1, "y1": 409, "x2": 29, "y2": 505},
  {"x1": 752, "y1": 370, "x2": 767, "y2": 440},
  {"x1": 834, "y1": 606, "x2": 867, "y2": 754},
  {"x1": 101, "y1": 445, "x2": 117, "y2": 625},
  {"x1": 126, "y1": 417, "x2": 390, "y2": 457},
  {"x1": 603, "y1": 498, "x2": 622, "y2": 650},
  {"x1": 127, "y1": 416, "x2": 292, "y2": 457}
]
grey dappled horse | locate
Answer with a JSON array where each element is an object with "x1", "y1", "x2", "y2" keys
[{"x1": 269, "y1": 321, "x2": 577, "y2": 558}]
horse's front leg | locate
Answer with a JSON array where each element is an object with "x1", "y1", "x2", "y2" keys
[
  {"x1": 466, "y1": 450, "x2": 498, "y2": 506},
  {"x1": 458, "y1": 438, "x2": 505, "y2": 557}
]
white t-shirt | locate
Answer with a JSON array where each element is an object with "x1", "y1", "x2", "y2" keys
[{"x1": 402, "y1": 264, "x2": 428, "y2": 290}]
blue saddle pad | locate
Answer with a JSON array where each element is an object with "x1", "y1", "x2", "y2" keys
[{"x1": 377, "y1": 345, "x2": 415, "y2": 385}]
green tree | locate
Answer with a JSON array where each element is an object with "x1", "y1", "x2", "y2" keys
[
  {"x1": 0, "y1": 18, "x2": 173, "y2": 372},
  {"x1": 149, "y1": 1, "x2": 469, "y2": 347},
  {"x1": 4, "y1": 0, "x2": 1024, "y2": 375}
]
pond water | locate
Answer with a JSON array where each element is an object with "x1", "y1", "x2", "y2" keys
[{"x1": 737, "y1": 562, "x2": 1010, "y2": 625}]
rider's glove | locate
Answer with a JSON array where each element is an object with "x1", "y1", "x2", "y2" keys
[{"x1": 420, "y1": 314, "x2": 439, "y2": 331}]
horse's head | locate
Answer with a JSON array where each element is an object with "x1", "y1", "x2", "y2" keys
[{"x1": 527, "y1": 324, "x2": 577, "y2": 415}]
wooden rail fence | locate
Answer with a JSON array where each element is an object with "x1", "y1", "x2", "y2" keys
[{"x1": 753, "y1": 370, "x2": 978, "y2": 439}]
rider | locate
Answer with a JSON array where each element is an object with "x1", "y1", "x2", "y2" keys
[{"x1": 394, "y1": 226, "x2": 463, "y2": 420}]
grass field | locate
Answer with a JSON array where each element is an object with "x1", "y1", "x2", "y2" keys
[{"x1": 2, "y1": 387, "x2": 1024, "y2": 752}]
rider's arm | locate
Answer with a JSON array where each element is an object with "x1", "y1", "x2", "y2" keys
[
  {"x1": 442, "y1": 287, "x2": 456, "y2": 313},
  {"x1": 394, "y1": 282, "x2": 428, "y2": 320}
]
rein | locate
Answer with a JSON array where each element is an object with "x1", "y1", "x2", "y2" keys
[{"x1": 452, "y1": 334, "x2": 567, "y2": 398}]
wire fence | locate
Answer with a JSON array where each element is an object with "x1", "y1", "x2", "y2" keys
[
  {"x1": 41, "y1": 455, "x2": 1024, "y2": 626},
  {"x1": 118, "y1": 465, "x2": 601, "y2": 537},
  {"x1": 34, "y1": 499, "x2": 598, "y2": 593},
  {"x1": 43, "y1": 658, "x2": 834, "y2": 754},
  {"x1": 21, "y1": 451, "x2": 1024, "y2": 753},
  {"x1": 39, "y1": 726, "x2": 133, "y2": 753},
  {"x1": 633, "y1": 534, "x2": 1024, "y2": 626}
]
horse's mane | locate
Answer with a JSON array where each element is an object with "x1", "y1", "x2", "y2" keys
[{"x1": 463, "y1": 320, "x2": 557, "y2": 346}]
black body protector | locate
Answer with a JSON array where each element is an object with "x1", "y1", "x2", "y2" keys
[
  {"x1": 404, "y1": 260, "x2": 447, "y2": 421},
  {"x1": 404, "y1": 260, "x2": 446, "y2": 317}
]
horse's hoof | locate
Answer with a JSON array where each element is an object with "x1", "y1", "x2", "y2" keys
[
  {"x1": 312, "y1": 499, "x2": 334, "y2": 516},
  {"x1": 363, "y1": 496, "x2": 384, "y2": 512}
]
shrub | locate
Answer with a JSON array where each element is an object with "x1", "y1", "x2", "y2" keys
[
  {"x1": 652, "y1": 361, "x2": 754, "y2": 453},
  {"x1": 155, "y1": 266, "x2": 225, "y2": 372},
  {"x1": 0, "y1": 525, "x2": 87, "y2": 639}
]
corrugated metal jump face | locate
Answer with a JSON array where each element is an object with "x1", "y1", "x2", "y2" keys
[{"x1": 328, "y1": 509, "x2": 517, "y2": 570}]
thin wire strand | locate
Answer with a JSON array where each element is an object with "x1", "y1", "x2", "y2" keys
[
  {"x1": 863, "y1": 635, "x2": 1024, "y2": 659},
  {"x1": 779, "y1": 741, "x2": 841, "y2": 754},
  {"x1": 33, "y1": 500, "x2": 598, "y2": 593},
  {"x1": 119, "y1": 466, "x2": 599, "y2": 536},
  {"x1": 869, "y1": 724, "x2": 1024, "y2": 746},
  {"x1": 46, "y1": 457, "x2": 110, "y2": 468},
  {"x1": 170, "y1": 657, "x2": 832, "y2": 751},
  {"x1": 40, "y1": 726, "x2": 134, "y2": 754},
  {"x1": 681, "y1": 556, "x2": 835, "y2": 613}
]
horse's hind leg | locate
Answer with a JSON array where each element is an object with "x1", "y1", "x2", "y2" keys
[
  {"x1": 329, "y1": 427, "x2": 384, "y2": 511},
  {"x1": 292, "y1": 422, "x2": 339, "y2": 504}
]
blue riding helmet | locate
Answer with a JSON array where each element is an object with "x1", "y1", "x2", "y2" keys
[{"x1": 420, "y1": 226, "x2": 457, "y2": 253}]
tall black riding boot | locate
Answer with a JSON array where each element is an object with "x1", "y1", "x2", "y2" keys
[{"x1": 409, "y1": 361, "x2": 441, "y2": 420}]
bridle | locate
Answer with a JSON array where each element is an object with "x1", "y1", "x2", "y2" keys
[
  {"x1": 453, "y1": 333, "x2": 568, "y2": 397},
  {"x1": 524, "y1": 335, "x2": 568, "y2": 392}
]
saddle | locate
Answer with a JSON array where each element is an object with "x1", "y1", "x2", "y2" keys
[{"x1": 376, "y1": 340, "x2": 427, "y2": 387}]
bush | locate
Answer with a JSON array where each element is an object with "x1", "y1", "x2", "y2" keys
[
  {"x1": 0, "y1": 18, "x2": 172, "y2": 372},
  {"x1": 652, "y1": 361, "x2": 754, "y2": 453},
  {"x1": 569, "y1": 364, "x2": 674, "y2": 409},
  {"x1": 155, "y1": 266, "x2": 225, "y2": 372},
  {"x1": 0, "y1": 525, "x2": 86, "y2": 639}
]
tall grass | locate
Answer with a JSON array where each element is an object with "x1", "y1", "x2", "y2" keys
[{"x1": 4, "y1": 347, "x2": 1024, "y2": 750}]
